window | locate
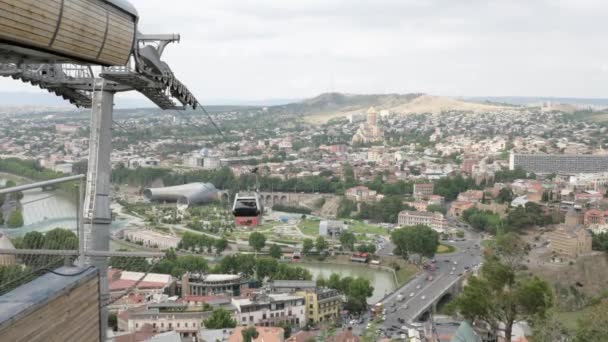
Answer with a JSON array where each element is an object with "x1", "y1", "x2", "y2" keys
[
  {"x1": 242, "y1": 317, "x2": 247, "y2": 322},
  {"x1": 185, "y1": 323, "x2": 188, "y2": 328},
  {"x1": 169, "y1": 323, "x2": 172, "y2": 328},
  {"x1": 135, "y1": 323, "x2": 138, "y2": 328},
  {"x1": 270, "y1": 313, "x2": 274, "y2": 318},
  {"x1": 263, "y1": 314, "x2": 267, "y2": 319},
  {"x1": 161, "y1": 323, "x2": 164, "y2": 328},
  {"x1": 309, "y1": 304, "x2": 313, "y2": 309},
  {"x1": 153, "y1": 323, "x2": 156, "y2": 328}
]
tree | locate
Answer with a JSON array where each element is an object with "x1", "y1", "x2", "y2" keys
[
  {"x1": 448, "y1": 257, "x2": 553, "y2": 342},
  {"x1": 591, "y1": 232, "x2": 608, "y2": 252},
  {"x1": 269, "y1": 244, "x2": 282, "y2": 259},
  {"x1": 315, "y1": 236, "x2": 328, "y2": 252},
  {"x1": 574, "y1": 299, "x2": 608, "y2": 342},
  {"x1": 496, "y1": 187, "x2": 514, "y2": 204},
  {"x1": 426, "y1": 204, "x2": 447, "y2": 215},
  {"x1": 21, "y1": 231, "x2": 44, "y2": 249},
  {"x1": 214, "y1": 238, "x2": 229, "y2": 255},
  {"x1": 391, "y1": 224, "x2": 439, "y2": 260},
  {"x1": 249, "y1": 232, "x2": 266, "y2": 253},
  {"x1": 6, "y1": 209, "x2": 23, "y2": 228},
  {"x1": 339, "y1": 231, "x2": 356, "y2": 251},
  {"x1": 302, "y1": 238, "x2": 314, "y2": 254},
  {"x1": 242, "y1": 327, "x2": 259, "y2": 342},
  {"x1": 203, "y1": 308, "x2": 237, "y2": 329}
]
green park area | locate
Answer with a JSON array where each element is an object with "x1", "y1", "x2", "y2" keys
[{"x1": 437, "y1": 244, "x2": 456, "y2": 254}]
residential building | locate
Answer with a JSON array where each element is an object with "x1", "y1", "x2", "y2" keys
[
  {"x1": 461, "y1": 158, "x2": 480, "y2": 175},
  {"x1": 269, "y1": 280, "x2": 317, "y2": 293},
  {"x1": 118, "y1": 302, "x2": 220, "y2": 340},
  {"x1": 231, "y1": 292, "x2": 306, "y2": 328},
  {"x1": 180, "y1": 273, "x2": 243, "y2": 297},
  {"x1": 547, "y1": 225, "x2": 592, "y2": 258},
  {"x1": 108, "y1": 269, "x2": 174, "y2": 303},
  {"x1": 413, "y1": 183, "x2": 434, "y2": 200},
  {"x1": 457, "y1": 190, "x2": 484, "y2": 203},
  {"x1": 397, "y1": 210, "x2": 447, "y2": 232},
  {"x1": 296, "y1": 288, "x2": 342, "y2": 325},
  {"x1": 510, "y1": 152, "x2": 608, "y2": 174},
  {"x1": 584, "y1": 209, "x2": 608, "y2": 225},
  {"x1": 449, "y1": 201, "x2": 475, "y2": 217},
  {"x1": 319, "y1": 220, "x2": 344, "y2": 238},
  {"x1": 345, "y1": 186, "x2": 377, "y2": 202}
]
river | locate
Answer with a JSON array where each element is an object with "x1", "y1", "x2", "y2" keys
[
  {"x1": 0, "y1": 176, "x2": 129, "y2": 239},
  {"x1": 300, "y1": 262, "x2": 396, "y2": 303}
]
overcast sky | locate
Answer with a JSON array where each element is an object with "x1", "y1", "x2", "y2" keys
[{"x1": 2, "y1": 0, "x2": 608, "y2": 104}]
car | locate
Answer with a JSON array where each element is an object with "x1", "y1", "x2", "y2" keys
[
  {"x1": 410, "y1": 292, "x2": 415, "y2": 297},
  {"x1": 444, "y1": 259, "x2": 450, "y2": 263},
  {"x1": 453, "y1": 261, "x2": 458, "y2": 265},
  {"x1": 450, "y1": 271, "x2": 454, "y2": 275},
  {"x1": 398, "y1": 318, "x2": 405, "y2": 323},
  {"x1": 452, "y1": 266, "x2": 456, "y2": 271},
  {"x1": 464, "y1": 266, "x2": 470, "y2": 269},
  {"x1": 421, "y1": 295, "x2": 426, "y2": 300},
  {"x1": 458, "y1": 273, "x2": 463, "y2": 276},
  {"x1": 416, "y1": 284, "x2": 421, "y2": 289}
]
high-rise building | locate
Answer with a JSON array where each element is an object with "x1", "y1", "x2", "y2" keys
[{"x1": 510, "y1": 152, "x2": 608, "y2": 174}]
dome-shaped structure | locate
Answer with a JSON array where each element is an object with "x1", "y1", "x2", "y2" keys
[
  {"x1": 0, "y1": 233, "x2": 16, "y2": 266},
  {"x1": 143, "y1": 183, "x2": 218, "y2": 207}
]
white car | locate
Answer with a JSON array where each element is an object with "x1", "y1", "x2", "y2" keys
[
  {"x1": 452, "y1": 267, "x2": 456, "y2": 271},
  {"x1": 416, "y1": 284, "x2": 421, "y2": 289},
  {"x1": 409, "y1": 292, "x2": 415, "y2": 297},
  {"x1": 453, "y1": 261, "x2": 458, "y2": 265},
  {"x1": 450, "y1": 271, "x2": 454, "y2": 275},
  {"x1": 421, "y1": 295, "x2": 426, "y2": 300}
]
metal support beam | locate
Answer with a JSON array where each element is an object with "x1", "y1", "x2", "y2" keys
[
  {"x1": 83, "y1": 83, "x2": 114, "y2": 341},
  {"x1": 0, "y1": 174, "x2": 84, "y2": 195}
]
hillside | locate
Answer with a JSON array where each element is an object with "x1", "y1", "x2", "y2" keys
[{"x1": 269, "y1": 92, "x2": 514, "y2": 124}]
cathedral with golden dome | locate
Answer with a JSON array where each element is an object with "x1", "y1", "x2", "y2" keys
[{"x1": 351, "y1": 107, "x2": 385, "y2": 144}]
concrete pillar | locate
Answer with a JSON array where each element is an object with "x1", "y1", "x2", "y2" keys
[{"x1": 84, "y1": 86, "x2": 114, "y2": 341}]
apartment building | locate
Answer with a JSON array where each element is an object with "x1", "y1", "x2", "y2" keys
[
  {"x1": 296, "y1": 288, "x2": 342, "y2": 325},
  {"x1": 231, "y1": 292, "x2": 306, "y2": 328},
  {"x1": 397, "y1": 210, "x2": 447, "y2": 232}
]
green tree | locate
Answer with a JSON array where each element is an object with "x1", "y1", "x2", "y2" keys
[
  {"x1": 21, "y1": 231, "x2": 45, "y2": 249},
  {"x1": 302, "y1": 238, "x2": 314, "y2": 254},
  {"x1": 242, "y1": 327, "x2": 259, "y2": 342},
  {"x1": 448, "y1": 257, "x2": 553, "y2": 342},
  {"x1": 496, "y1": 187, "x2": 514, "y2": 204},
  {"x1": 574, "y1": 299, "x2": 608, "y2": 342},
  {"x1": 426, "y1": 204, "x2": 447, "y2": 215},
  {"x1": 269, "y1": 244, "x2": 282, "y2": 259},
  {"x1": 248, "y1": 232, "x2": 266, "y2": 253},
  {"x1": 591, "y1": 232, "x2": 608, "y2": 252},
  {"x1": 315, "y1": 236, "x2": 328, "y2": 252},
  {"x1": 214, "y1": 238, "x2": 229, "y2": 255},
  {"x1": 339, "y1": 231, "x2": 356, "y2": 251},
  {"x1": 6, "y1": 209, "x2": 24, "y2": 228},
  {"x1": 203, "y1": 308, "x2": 237, "y2": 329},
  {"x1": 391, "y1": 224, "x2": 439, "y2": 260}
]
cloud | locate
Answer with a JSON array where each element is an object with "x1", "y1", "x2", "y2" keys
[{"x1": 0, "y1": 0, "x2": 607, "y2": 103}]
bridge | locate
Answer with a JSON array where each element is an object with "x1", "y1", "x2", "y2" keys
[
  {"x1": 218, "y1": 191, "x2": 337, "y2": 209},
  {"x1": 362, "y1": 234, "x2": 484, "y2": 340}
]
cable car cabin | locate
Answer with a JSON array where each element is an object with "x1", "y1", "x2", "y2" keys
[
  {"x1": 232, "y1": 193, "x2": 263, "y2": 227},
  {"x1": 0, "y1": 0, "x2": 137, "y2": 65}
]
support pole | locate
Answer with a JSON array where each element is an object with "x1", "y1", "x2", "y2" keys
[{"x1": 84, "y1": 83, "x2": 114, "y2": 341}]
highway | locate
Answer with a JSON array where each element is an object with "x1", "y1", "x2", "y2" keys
[{"x1": 352, "y1": 223, "x2": 484, "y2": 339}]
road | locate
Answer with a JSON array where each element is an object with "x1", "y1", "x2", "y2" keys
[{"x1": 351, "y1": 222, "x2": 484, "y2": 339}]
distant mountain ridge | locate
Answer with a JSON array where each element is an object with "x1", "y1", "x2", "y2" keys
[{"x1": 271, "y1": 92, "x2": 516, "y2": 123}]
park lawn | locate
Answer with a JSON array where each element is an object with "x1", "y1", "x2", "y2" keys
[
  {"x1": 555, "y1": 309, "x2": 588, "y2": 332},
  {"x1": 298, "y1": 219, "x2": 321, "y2": 236},
  {"x1": 437, "y1": 244, "x2": 456, "y2": 254},
  {"x1": 395, "y1": 263, "x2": 418, "y2": 285},
  {"x1": 347, "y1": 220, "x2": 388, "y2": 236}
]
